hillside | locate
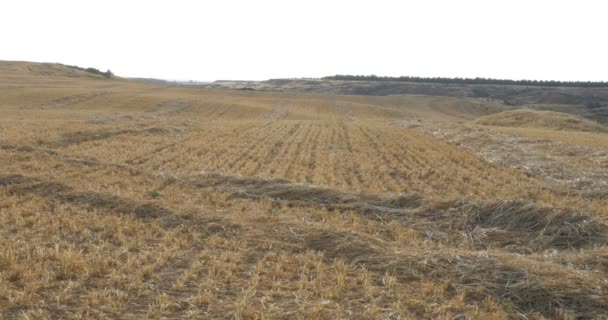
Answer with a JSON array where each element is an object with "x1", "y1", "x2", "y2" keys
[
  {"x1": 200, "y1": 79, "x2": 608, "y2": 124},
  {"x1": 323, "y1": 74, "x2": 608, "y2": 88},
  {"x1": 1, "y1": 61, "x2": 607, "y2": 319},
  {"x1": 473, "y1": 109, "x2": 608, "y2": 132},
  {"x1": 0, "y1": 61, "x2": 115, "y2": 79}
]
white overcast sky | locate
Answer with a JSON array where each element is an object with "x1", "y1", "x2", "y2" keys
[{"x1": 2, "y1": 0, "x2": 607, "y2": 81}]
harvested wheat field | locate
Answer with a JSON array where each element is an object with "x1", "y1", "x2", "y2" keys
[{"x1": 1, "y1": 61, "x2": 608, "y2": 319}]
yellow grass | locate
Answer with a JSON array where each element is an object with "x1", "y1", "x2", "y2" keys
[
  {"x1": 473, "y1": 108, "x2": 608, "y2": 132},
  {"x1": 489, "y1": 126, "x2": 608, "y2": 151},
  {"x1": 1, "y1": 61, "x2": 607, "y2": 319}
]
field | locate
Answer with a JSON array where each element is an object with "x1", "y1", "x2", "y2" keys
[{"x1": 1, "y1": 61, "x2": 608, "y2": 319}]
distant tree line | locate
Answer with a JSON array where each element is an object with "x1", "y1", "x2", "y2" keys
[
  {"x1": 63, "y1": 64, "x2": 113, "y2": 78},
  {"x1": 322, "y1": 75, "x2": 608, "y2": 88}
]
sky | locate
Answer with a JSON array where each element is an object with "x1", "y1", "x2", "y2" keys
[{"x1": 2, "y1": 0, "x2": 607, "y2": 81}]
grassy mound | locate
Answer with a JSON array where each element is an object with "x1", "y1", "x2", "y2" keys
[{"x1": 473, "y1": 109, "x2": 607, "y2": 132}]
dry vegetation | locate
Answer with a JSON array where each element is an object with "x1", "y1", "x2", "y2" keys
[
  {"x1": 1, "y1": 61, "x2": 607, "y2": 319},
  {"x1": 473, "y1": 109, "x2": 608, "y2": 132}
]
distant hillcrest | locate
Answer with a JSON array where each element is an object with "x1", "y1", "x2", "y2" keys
[{"x1": 0, "y1": 61, "x2": 115, "y2": 79}]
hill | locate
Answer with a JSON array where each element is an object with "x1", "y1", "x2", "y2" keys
[
  {"x1": 0, "y1": 60, "x2": 115, "y2": 79},
  {"x1": 201, "y1": 79, "x2": 608, "y2": 124},
  {"x1": 323, "y1": 74, "x2": 608, "y2": 88}
]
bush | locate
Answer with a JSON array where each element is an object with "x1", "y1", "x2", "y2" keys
[{"x1": 63, "y1": 64, "x2": 113, "y2": 78}]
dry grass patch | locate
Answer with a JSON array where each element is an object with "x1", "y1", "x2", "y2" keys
[{"x1": 473, "y1": 109, "x2": 608, "y2": 132}]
